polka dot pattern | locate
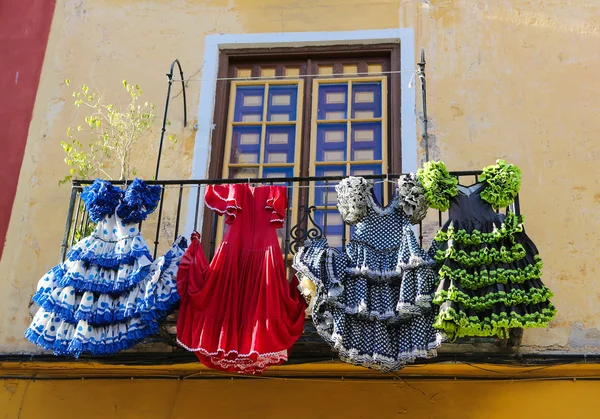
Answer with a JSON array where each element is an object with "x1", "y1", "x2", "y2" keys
[{"x1": 294, "y1": 177, "x2": 442, "y2": 372}]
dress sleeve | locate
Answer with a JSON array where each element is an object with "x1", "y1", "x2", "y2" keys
[
  {"x1": 397, "y1": 173, "x2": 429, "y2": 224},
  {"x1": 416, "y1": 161, "x2": 459, "y2": 212},
  {"x1": 479, "y1": 159, "x2": 522, "y2": 209},
  {"x1": 116, "y1": 178, "x2": 162, "y2": 223},
  {"x1": 335, "y1": 176, "x2": 371, "y2": 225},
  {"x1": 266, "y1": 186, "x2": 287, "y2": 228},
  {"x1": 204, "y1": 184, "x2": 241, "y2": 224},
  {"x1": 81, "y1": 179, "x2": 123, "y2": 222}
]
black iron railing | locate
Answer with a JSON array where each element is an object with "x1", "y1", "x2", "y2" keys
[
  {"x1": 62, "y1": 172, "x2": 520, "y2": 264},
  {"x1": 57, "y1": 172, "x2": 522, "y2": 353}
]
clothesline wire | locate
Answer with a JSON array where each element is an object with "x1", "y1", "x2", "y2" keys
[
  {"x1": 158, "y1": 180, "x2": 395, "y2": 190},
  {"x1": 169, "y1": 69, "x2": 420, "y2": 83}
]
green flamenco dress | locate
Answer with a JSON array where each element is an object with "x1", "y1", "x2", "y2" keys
[{"x1": 418, "y1": 160, "x2": 556, "y2": 341}]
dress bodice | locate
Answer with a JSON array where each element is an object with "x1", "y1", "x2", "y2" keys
[
  {"x1": 205, "y1": 184, "x2": 287, "y2": 250},
  {"x1": 351, "y1": 191, "x2": 411, "y2": 249},
  {"x1": 448, "y1": 183, "x2": 499, "y2": 222}
]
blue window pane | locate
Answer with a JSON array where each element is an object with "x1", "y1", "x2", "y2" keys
[
  {"x1": 233, "y1": 86, "x2": 265, "y2": 122},
  {"x1": 264, "y1": 126, "x2": 295, "y2": 164},
  {"x1": 314, "y1": 209, "x2": 345, "y2": 251},
  {"x1": 267, "y1": 85, "x2": 298, "y2": 122},
  {"x1": 228, "y1": 167, "x2": 259, "y2": 180},
  {"x1": 351, "y1": 164, "x2": 383, "y2": 203},
  {"x1": 314, "y1": 166, "x2": 346, "y2": 207},
  {"x1": 350, "y1": 122, "x2": 382, "y2": 161},
  {"x1": 352, "y1": 82, "x2": 382, "y2": 119},
  {"x1": 262, "y1": 166, "x2": 294, "y2": 186},
  {"x1": 230, "y1": 126, "x2": 262, "y2": 164},
  {"x1": 316, "y1": 123, "x2": 347, "y2": 162},
  {"x1": 317, "y1": 84, "x2": 348, "y2": 120}
]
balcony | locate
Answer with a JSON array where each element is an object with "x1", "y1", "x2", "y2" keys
[{"x1": 52, "y1": 171, "x2": 523, "y2": 365}]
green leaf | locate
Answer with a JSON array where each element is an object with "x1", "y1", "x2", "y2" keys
[{"x1": 65, "y1": 79, "x2": 71, "y2": 86}]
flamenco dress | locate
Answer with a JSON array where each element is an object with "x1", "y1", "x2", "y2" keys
[
  {"x1": 176, "y1": 184, "x2": 306, "y2": 374},
  {"x1": 293, "y1": 176, "x2": 442, "y2": 372},
  {"x1": 25, "y1": 179, "x2": 187, "y2": 357},
  {"x1": 418, "y1": 160, "x2": 556, "y2": 341}
]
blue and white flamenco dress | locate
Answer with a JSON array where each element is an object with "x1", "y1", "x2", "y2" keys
[{"x1": 25, "y1": 178, "x2": 187, "y2": 357}]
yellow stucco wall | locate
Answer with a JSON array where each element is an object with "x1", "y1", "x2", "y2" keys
[
  {"x1": 2, "y1": 374, "x2": 599, "y2": 419},
  {"x1": 1, "y1": 0, "x2": 599, "y2": 356}
]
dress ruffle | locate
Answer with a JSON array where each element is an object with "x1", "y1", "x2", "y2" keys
[
  {"x1": 336, "y1": 177, "x2": 371, "y2": 225},
  {"x1": 66, "y1": 227, "x2": 152, "y2": 270},
  {"x1": 177, "y1": 204, "x2": 306, "y2": 375},
  {"x1": 397, "y1": 173, "x2": 429, "y2": 225},
  {"x1": 204, "y1": 184, "x2": 242, "y2": 224},
  {"x1": 116, "y1": 178, "x2": 162, "y2": 223},
  {"x1": 25, "y1": 178, "x2": 187, "y2": 357},
  {"x1": 416, "y1": 161, "x2": 459, "y2": 212},
  {"x1": 26, "y1": 237, "x2": 186, "y2": 356},
  {"x1": 80, "y1": 179, "x2": 124, "y2": 222},
  {"x1": 434, "y1": 300, "x2": 556, "y2": 340},
  {"x1": 430, "y1": 197, "x2": 555, "y2": 340},
  {"x1": 478, "y1": 159, "x2": 522, "y2": 209},
  {"x1": 293, "y1": 199, "x2": 442, "y2": 372}
]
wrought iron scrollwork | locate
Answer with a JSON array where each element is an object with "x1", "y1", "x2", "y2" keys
[{"x1": 290, "y1": 205, "x2": 323, "y2": 254}]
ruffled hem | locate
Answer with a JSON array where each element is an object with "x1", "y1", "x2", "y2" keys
[
  {"x1": 177, "y1": 340, "x2": 288, "y2": 374},
  {"x1": 433, "y1": 304, "x2": 557, "y2": 341},
  {"x1": 438, "y1": 256, "x2": 544, "y2": 290},
  {"x1": 433, "y1": 285, "x2": 554, "y2": 311},
  {"x1": 24, "y1": 312, "x2": 158, "y2": 358},
  {"x1": 313, "y1": 319, "x2": 441, "y2": 372},
  {"x1": 435, "y1": 212, "x2": 524, "y2": 246}
]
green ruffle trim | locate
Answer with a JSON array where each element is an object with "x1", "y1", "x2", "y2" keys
[
  {"x1": 433, "y1": 285, "x2": 554, "y2": 311},
  {"x1": 479, "y1": 159, "x2": 522, "y2": 209},
  {"x1": 438, "y1": 256, "x2": 544, "y2": 290},
  {"x1": 433, "y1": 304, "x2": 557, "y2": 341},
  {"x1": 434, "y1": 212, "x2": 524, "y2": 246},
  {"x1": 435, "y1": 242, "x2": 527, "y2": 267},
  {"x1": 417, "y1": 161, "x2": 458, "y2": 211}
]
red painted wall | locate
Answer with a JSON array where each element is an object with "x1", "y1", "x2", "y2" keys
[{"x1": 0, "y1": 1, "x2": 56, "y2": 259}]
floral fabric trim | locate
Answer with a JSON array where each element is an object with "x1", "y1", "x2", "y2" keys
[
  {"x1": 479, "y1": 159, "x2": 522, "y2": 209},
  {"x1": 397, "y1": 174, "x2": 429, "y2": 224},
  {"x1": 116, "y1": 178, "x2": 162, "y2": 224},
  {"x1": 335, "y1": 176, "x2": 372, "y2": 225},
  {"x1": 416, "y1": 161, "x2": 458, "y2": 211},
  {"x1": 81, "y1": 179, "x2": 124, "y2": 222}
]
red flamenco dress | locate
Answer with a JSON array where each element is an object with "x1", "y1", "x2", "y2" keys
[{"x1": 176, "y1": 184, "x2": 306, "y2": 374}]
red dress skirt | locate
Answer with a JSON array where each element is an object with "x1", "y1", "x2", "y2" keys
[{"x1": 176, "y1": 184, "x2": 306, "y2": 373}]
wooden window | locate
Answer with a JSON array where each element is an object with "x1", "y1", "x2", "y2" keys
[{"x1": 203, "y1": 45, "x2": 401, "y2": 253}]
